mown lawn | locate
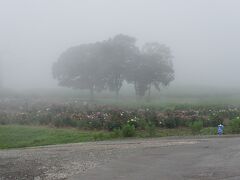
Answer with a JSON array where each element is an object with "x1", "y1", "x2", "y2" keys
[{"x1": 0, "y1": 125, "x2": 111, "y2": 149}]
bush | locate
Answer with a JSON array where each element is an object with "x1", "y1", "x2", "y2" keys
[
  {"x1": 122, "y1": 124, "x2": 136, "y2": 137},
  {"x1": 144, "y1": 111, "x2": 158, "y2": 126},
  {"x1": 104, "y1": 111, "x2": 127, "y2": 131},
  {"x1": 164, "y1": 117, "x2": 178, "y2": 128},
  {"x1": 52, "y1": 116, "x2": 77, "y2": 128},
  {"x1": 127, "y1": 117, "x2": 139, "y2": 128},
  {"x1": 106, "y1": 121, "x2": 122, "y2": 131},
  {"x1": 204, "y1": 117, "x2": 221, "y2": 127},
  {"x1": 189, "y1": 121, "x2": 203, "y2": 134},
  {"x1": 136, "y1": 118, "x2": 148, "y2": 130},
  {"x1": 110, "y1": 128, "x2": 122, "y2": 138},
  {"x1": 87, "y1": 120, "x2": 102, "y2": 129},
  {"x1": 146, "y1": 122, "x2": 156, "y2": 137},
  {"x1": 228, "y1": 118, "x2": 240, "y2": 134}
]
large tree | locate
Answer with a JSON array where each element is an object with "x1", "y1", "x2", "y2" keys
[
  {"x1": 53, "y1": 43, "x2": 107, "y2": 100},
  {"x1": 52, "y1": 34, "x2": 139, "y2": 99},
  {"x1": 125, "y1": 42, "x2": 174, "y2": 98},
  {"x1": 103, "y1": 34, "x2": 139, "y2": 97},
  {"x1": 53, "y1": 36, "x2": 174, "y2": 100}
]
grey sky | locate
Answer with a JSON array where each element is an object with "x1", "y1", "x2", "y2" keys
[{"x1": 0, "y1": 0, "x2": 240, "y2": 89}]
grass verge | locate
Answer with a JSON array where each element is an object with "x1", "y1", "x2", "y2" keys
[
  {"x1": 0, "y1": 125, "x2": 112, "y2": 149},
  {"x1": 0, "y1": 125, "x2": 220, "y2": 149}
]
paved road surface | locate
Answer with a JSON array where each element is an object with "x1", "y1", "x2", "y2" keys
[{"x1": 1, "y1": 136, "x2": 240, "y2": 180}]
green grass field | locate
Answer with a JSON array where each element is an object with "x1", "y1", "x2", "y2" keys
[
  {"x1": 0, "y1": 125, "x2": 219, "y2": 149},
  {"x1": 0, "y1": 125, "x2": 112, "y2": 149}
]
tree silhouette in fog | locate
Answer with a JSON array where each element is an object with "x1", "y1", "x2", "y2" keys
[{"x1": 52, "y1": 35, "x2": 174, "y2": 100}]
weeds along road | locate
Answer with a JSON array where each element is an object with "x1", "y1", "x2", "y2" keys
[{"x1": 1, "y1": 137, "x2": 240, "y2": 180}]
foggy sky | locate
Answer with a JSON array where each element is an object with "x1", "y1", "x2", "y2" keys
[{"x1": 0, "y1": 0, "x2": 240, "y2": 89}]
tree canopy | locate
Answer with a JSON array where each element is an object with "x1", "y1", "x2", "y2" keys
[{"x1": 52, "y1": 34, "x2": 174, "y2": 99}]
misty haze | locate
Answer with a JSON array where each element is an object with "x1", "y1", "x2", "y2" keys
[
  {"x1": 1, "y1": 0, "x2": 240, "y2": 90},
  {"x1": 1, "y1": 1, "x2": 240, "y2": 180}
]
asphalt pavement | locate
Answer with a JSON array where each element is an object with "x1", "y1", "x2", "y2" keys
[{"x1": 71, "y1": 137, "x2": 240, "y2": 180}]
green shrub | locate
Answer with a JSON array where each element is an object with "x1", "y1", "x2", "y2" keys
[
  {"x1": 87, "y1": 120, "x2": 102, "y2": 129},
  {"x1": 138, "y1": 119, "x2": 148, "y2": 130},
  {"x1": 122, "y1": 124, "x2": 136, "y2": 137},
  {"x1": 164, "y1": 117, "x2": 177, "y2": 128},
  {"x1": 146, "y1": 123, "x2": 156, "y2": 137},
  {"x1": 110, "y1": 128, "x2": 122, "y2": 138},
  {"x1": 52, "y1": 116, "x2": 78, "y2": 128},
  {"x1": 106, "y1": 121, "x2": 122, "y2": 131},
  {"x1": 144, "y1": 111, "x2": 158, "y2": 126},
  {"x1": 189, "y1": 121, "x2": 203, "y2": 134},
  {"x1": 228, "y1": 118, "x2": 240, "y2": 134},
  {"x1": 127, "y1": 117, "x2": 139, "y2": 128},
  {"x1": 203, "y1": 118, "x2": 220, "y2": 127},
  {"x1": 113, "y1": 128, "x2": 122, "y2": 137}
]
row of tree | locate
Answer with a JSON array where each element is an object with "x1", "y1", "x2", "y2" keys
[{"x1": 52, "y1": 34, "x2": 174, "y2": 100}]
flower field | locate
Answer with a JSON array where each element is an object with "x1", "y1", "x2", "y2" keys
[{"x1": 1, "y1": 97, "x2": 240, "y2": 134}]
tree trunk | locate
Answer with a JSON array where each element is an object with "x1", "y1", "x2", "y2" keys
[
  {"x1": 90, "y1": 87, "x2": 94, "y2": 101},
  {"x1": 114, "y1": 74, "x2": 121, "y2": 100},
  {"x1": 134, "y1": 81, "x2": 138, "y2": 100},
  {"x1": 147, "y1": 85, "x2": 151, "y2": 102}
]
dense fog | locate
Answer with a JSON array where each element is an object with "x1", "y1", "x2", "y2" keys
[{"x1": 0, "y1": 0, "x2": 240, "y2": 90}]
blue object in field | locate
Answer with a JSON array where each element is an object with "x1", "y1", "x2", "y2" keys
[{"x1": 218, "y1": 124, "x2": 224, "y2": 135}]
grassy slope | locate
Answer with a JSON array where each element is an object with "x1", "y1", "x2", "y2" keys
[
  {"x1": 0, "y1": 125, "x2": 219, "y2": 149},
  {"x1": 0, "y1": 125, "x2": 111, "y2": 149}
]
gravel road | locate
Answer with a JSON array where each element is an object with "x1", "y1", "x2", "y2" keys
[{"x1": 1, "y1": 136, "x2": 240, "y2": 180}]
